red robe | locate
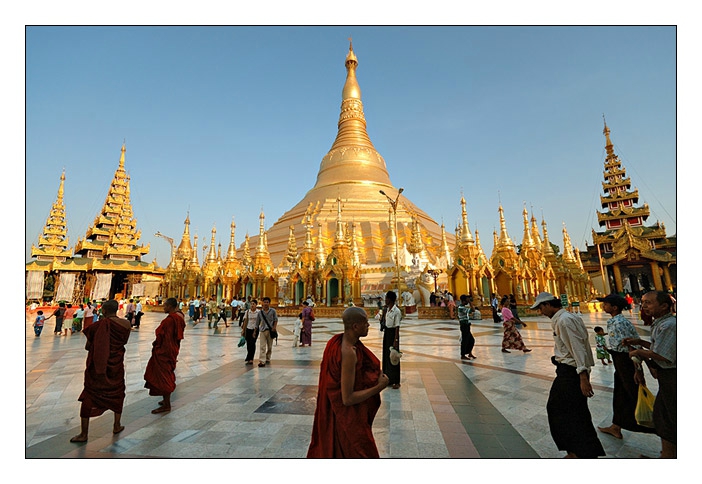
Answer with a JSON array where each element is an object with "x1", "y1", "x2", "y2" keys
[
  {"x1": 307, "y1": 333, "x2": 382, "y2": 458},
  {"x1": 144, "y1": 311, "x2": 185, "y2": 396},
  {"x1": 77, "y1": 317, "x2": 131, "y2": 418}
]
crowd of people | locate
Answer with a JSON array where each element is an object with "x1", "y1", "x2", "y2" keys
[{"x1": 30, "y1": 286, "x2": 675, "y2": 459}]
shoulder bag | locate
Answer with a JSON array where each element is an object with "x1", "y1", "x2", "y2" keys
[{"x1": 260, "y1": 310, "x2": 278, "y2": 341}]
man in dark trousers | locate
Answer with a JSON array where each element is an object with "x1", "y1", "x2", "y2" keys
[{"x1": 531, "y1": 292, "x2": 605, "y2": 458}]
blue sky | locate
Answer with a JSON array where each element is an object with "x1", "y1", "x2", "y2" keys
[{"x1": 24, "y1": 25, "x2": 677, "y2": 269}]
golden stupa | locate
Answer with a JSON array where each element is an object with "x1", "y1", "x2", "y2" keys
[{"x1": 253, "y1": 42, "x2": 450, "y2": 275}]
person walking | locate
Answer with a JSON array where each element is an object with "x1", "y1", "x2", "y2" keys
[
  {"x1": 595, "y1": 294, "x2": 656, "y2": 440},
  {"x1": 83, "y1": 301, "x2": 94, "y2": 330},
  {"x1": 299, "y1": 300, "x2": 315, "y2": 346},
  {"x1": 133, "y1": 299, "x2": 143, "y2": 329},
  {"x1": 458, "y1": 294, "x2": 476, "y2": 360},
  {"x1": 207, "y1": 296, "x2": 217, "y2": 328},
  {"x1": 241, "y1": 299, "x2": 259, "y2": 364},
  {"x1": 125, "y1": 299, "x2": 135, "y2": 328},
  {"x1": 45, "y1": 302, "x2": 66, "y2": 336},
  {"x1": 307, "y1": 307, "x2": 389, "y2": 458},
  {"x1": 215, "y1": 298, "x2": 229, "y2": 328},
  {"x1": 531, "y1": 292, "x2": 605, "y2": 458},
  {"x1": 70, "y1": 299, "x2": 131, "y2": 443},
  {"x1": 379, "y1": 290, "x2": 402, "y2": 389},
  {"x1": 623, "y1": 290, "x2": 677, "y2": 458},
  {"x1": 256, "y1": 297, "x2": 278, "y2": 367},
  {"x1": 491, "y1": 293, "x2": 501, "y2": 323},
  {"x1": 33, "y1": 310, "x2": 46, "y2": 337},
  {"x1": 143, "y1": 297, "x2": 186, "y2": 414},
  {"x1": 500, "y1": 296, "x2": 531, "y2": 353}
]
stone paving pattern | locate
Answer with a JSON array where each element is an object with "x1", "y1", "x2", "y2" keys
[{"x1": 25, "y1": 308, "x2": 663, "y2": 459}]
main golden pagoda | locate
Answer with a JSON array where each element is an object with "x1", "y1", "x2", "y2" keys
[
  {"x1": 243, "y1": 41, "x2": 452, "y2": 305},
  {"x1": 580, "y1": 120, "x2": 676, "y2": 295},
  {"x1": 26, "y1": 145, "x2": 164, "y2": 303}
]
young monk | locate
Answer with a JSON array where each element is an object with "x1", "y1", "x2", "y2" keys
[
  {"x1": 70, "y1": 299, "x2": 132, "y2": 443},
  {"x1": 307, "y1": 306, "x2": 389, "y2": 458},
  {"x1": 144, "y1": 297, "x2": 186, "y2": 414}
]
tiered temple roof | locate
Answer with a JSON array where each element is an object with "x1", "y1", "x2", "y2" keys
[
  {"x1": 31, "y1": 170, "x2": 73, "y2": 261},
  {"x1": 74, "y1": 144, "x2": 149, "y2": 261}
]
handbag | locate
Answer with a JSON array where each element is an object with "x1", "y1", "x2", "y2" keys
[
  {"x1": 635, "y1": 384, "x2": 656, "y2": 428},
  {"x1": 389, "y1": 346, "x2": 403, "y2": 365},
  {"x1": 237, "y1": 336, "x2": 246, "y2": 347}
]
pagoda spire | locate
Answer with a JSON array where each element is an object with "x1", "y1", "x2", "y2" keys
[
  {"x1": 316, "y1": 223, "x2": 327, "y2": 265},
  {"x1": 176, "y1": 212, "x2": 193, "y2": 260},
  {"x1": 334, "y1": 197, "x2": 347, "y2": 245},
  {"x1": 459, "y1": 195, "x2": 474, "y2": 244},
  {"x1": 226, "y1": 217, "x2": 237, "y2": 260},
  {"x1": 542, "y1": 218, "x2": 556, "y2": 259},
  {"x1": 530, "y1": 210, "x2": 543, "y2": 251},
  {"x1": 497, "y1": 205, "x2": 514, "y2": 248},
  {"x1": 350, "y1": 221, "x2": 361, "y2": 266},
  {"x1": 242, "y1": 233, "x2": 251, "y2": 268},
  {"x1": 562, "y1": 222, "x2": 576, "y2": 263},
  {"x1": 440, "y1": 222, "x2": 452, "y2": 266},
  {"x1": 31, "y1": 170, "x2": 73, "y2": 260},
  {"x1": 597, "y1": 118, "x2": 649, "y2": 229},
  {"x1": 206, "y1": 225, "x2": 218, "y2": 263},
  {"x1": 521, "y1": 205, "x2": 535, "y2": 250},
  {"x1": 312, "y1": 41, "x2": 393, "y2": 191},
  {"x1": 285, "y1": 225, "x2": 298, "y2": 267},
  {"x1": 256, "y1": 210, "x2": 266, "y2": 255}
]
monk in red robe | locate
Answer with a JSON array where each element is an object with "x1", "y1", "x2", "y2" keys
[
  {"x1": 307, "y1": 306, "x2": 389, "y2": 458},
  {"x1": 70, "y1": 299, "x2": 131, "y2": 443},
  {"x1": 144, "y1": 297, "x2": 186, "y2": 414}
]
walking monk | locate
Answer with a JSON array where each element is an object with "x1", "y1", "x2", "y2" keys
[
  {"x1": 144, "y1": 297, "x2": 186, "y2": 414},
  {"x1": 70, "y1": 299, "x2": 131, "y2": 443},
  {"x1": 307, "y1": 306, "x2": 389, "y2": 458}
]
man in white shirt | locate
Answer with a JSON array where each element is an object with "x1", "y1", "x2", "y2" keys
[
  {"x1": 134, "y1": 299, "x2": 143, "y2": 329},
  {"x1": 531, "y1": 292, "x2": 605, "y2": 458}
]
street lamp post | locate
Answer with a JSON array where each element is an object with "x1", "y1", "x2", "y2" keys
[
  {"x1": 380, "y1": 188, "x2": 404, "y2": 306},
  {"x1": 427, "y1": 268, "x2": 442, "y2": 293}
]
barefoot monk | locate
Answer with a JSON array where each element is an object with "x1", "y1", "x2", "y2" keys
[
  {"x1": 144, "y1": 297, "x2": 186, "y2": 414},
  {"x1": 70, "y1": 299, "x2": 132, "y2": 443}
]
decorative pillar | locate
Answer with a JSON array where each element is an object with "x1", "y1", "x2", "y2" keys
[
  {"x1": 650, "y1": 261, "x2": 663, "y2": 291},
  {"x1": 612, "y1": 264, "x2": 623, "y2": 293},
  {"x1": 663, "y1": 265, "x2": 673, "y2": 292}
]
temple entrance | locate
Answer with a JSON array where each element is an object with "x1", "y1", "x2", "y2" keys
[
  {"x1": 327, "y1": 278, "x2": 339, "y2": 306},
  {"x1": 110, "y1": 272, "x2": 128, "y2": 300},
  {"x1": 295, "y1": 280, "x2": 304, "y2": 305}
]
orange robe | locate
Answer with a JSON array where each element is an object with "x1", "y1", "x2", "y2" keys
[
  {"x1": 307, "y1": 333, "x2": 382, "y2": 458},
  {"x1": 144, "y1": 311, "x2": 185, "y2": 396},
  {"x1": 77, "y1": 317, "x2": 131, "y2": 418}
]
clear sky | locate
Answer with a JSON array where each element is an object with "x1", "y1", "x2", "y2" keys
[{"x1": 25, "y1": 25, "x2": 676, "y2": 269}]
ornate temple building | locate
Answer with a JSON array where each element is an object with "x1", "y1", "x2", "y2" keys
[
  {"x1": 26, "y1": 145, "x2": 164, "y2": 303},
  {"x1": 580, "y1": 121, "x2": 676, "y2": 296}
]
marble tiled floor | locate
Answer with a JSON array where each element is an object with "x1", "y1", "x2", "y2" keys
[{"x1": 25, "y1": 308, "x2": 665, "y2": 460}]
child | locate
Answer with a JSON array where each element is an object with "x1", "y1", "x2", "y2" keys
[
  {"x1": 594, "y1": 326, "x2": 612, "y2": 365},
  {"x1": 33, "y1": 310, "x2": 45, "y2": 337},
  {"x1": 293, "y1": 304, "x2": 302, "y2": 347}
]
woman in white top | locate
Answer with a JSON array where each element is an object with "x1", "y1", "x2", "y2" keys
[
  {"x1": 381, "y1": 291, "x2": 402, "y2": 389},
  {"x1": 241, "y1": 299, "x2": 259, "y2": 364}
]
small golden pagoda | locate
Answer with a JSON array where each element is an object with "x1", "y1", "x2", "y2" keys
[
  {"x1": 30, "y1": 170, "x2": 73, "y2": 261},
  {"x1": 580, "y1": 120, "x2": 676, "y2": 295}
]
